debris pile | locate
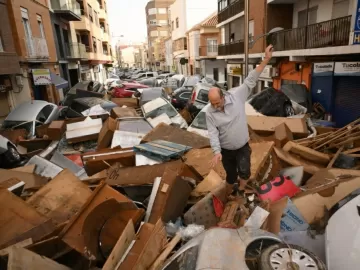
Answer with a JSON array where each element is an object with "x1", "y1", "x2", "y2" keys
[{"x1": 1, "y1": 107, "x2": 360, "y2": 269}]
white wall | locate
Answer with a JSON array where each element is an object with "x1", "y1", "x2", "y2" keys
[
  {"x1": 121, "y1": 47, "x2": 137, "y2": 67},
  {"x1": 170, "y1": 0, "x2": 187, "y2": 40},
  {"x1": 293, "y1": 0, "x2": 354, "y2": 27},
  {"x1": 165, "y1": 39, "x2": 173, "y2": 68},
  {"x1": 202, "y1": 60, "x2": 227, "y2": 82},
  {"x1": 188, "y1": 30, "x2": 200, "y2": 60},
  {"x1": 8, "y1": 75, "x2": 32, "y2": 109}
]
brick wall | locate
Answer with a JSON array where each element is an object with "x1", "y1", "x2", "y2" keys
[
  {"x1": 0, "y1": 0, "x2": 20, "y2": 74},
  {"x1": 8, "y1": 0, "x2": 57, "y2": 63},
  {"x1": 200, "y1": 32, "x2": 221, "y2": 47},
  {"x1": 266, "y1": 4, "x2": 293, "y2": 33},
  {"x1": 249, "y1": 0, "x2": 266, "y2": 54}
]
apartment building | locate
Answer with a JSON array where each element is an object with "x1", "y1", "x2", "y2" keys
[
  {"x1": 49, "y1": 0, "x2": 83, "y2": 99},
  {"x1": 170, "y1": 0, "x2": 217, "y2": 75},
  {"x1": 165, "y1": 37, "x2": 173, "y2": 71},
  {"x1": 8, "y1": 0, "x2": 59, "y2": 103},
  {"x1": 145, "y1": 0, "x2": 174, "y2": 70},
  {"x1": 0, "y1": 0, "x2": 21, "y2": 123},
  {"x1": 70, "y1": 0, "x2": 112, "y2": 84},
  {"x1": 217, "y1": 0, "x2": 360, "y2": 127},
  {"x1": 187, "y1": 13, "x2": 227, "y2": 81}
]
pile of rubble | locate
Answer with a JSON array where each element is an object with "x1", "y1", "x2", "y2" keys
[{"x1": 1, "y1": 106, "x2": 360, "y2": 269}]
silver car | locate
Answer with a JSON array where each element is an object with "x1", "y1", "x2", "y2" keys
[{"x1": 2, "y1": 101, "x2": 60, "y2": 138}]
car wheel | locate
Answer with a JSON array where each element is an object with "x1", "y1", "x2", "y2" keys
[
  {"x1": 259, "y1": 244, "x2": 326, "y2": 270},
  {"x1": 5, "y1": 145, "x2": 21, "y2": 163}
]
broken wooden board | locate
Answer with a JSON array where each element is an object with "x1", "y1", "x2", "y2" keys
[
  {"x1": 274, "y1": 123, "x2": 293, "y2": 147},
  {"x1": 191, "y1": 170, "x2": 223, "y2": 197},
  {"x1": 247, "y1": 115, "x2": 308, "y2": 137},
  {"x1": 103, "y1": 221, "x2": 136, "y2": 270},
  {"x1": 26, "y1": 236, "x2": 72, "y2": 261},
  {"x1": 111, "y1": 107, "x2": 138, "y2": 119},
  {"x1": 250, "y1": 142, "x2": 274, "y2": 182},
  {"x1": 26, "y1": 169, "x2": 92, "y2": 225},
  {"x1": 7, "y1": 247, "x2": 70, "y2": 270},
  {"x1": 0, "y1": 189, "x2": 56, "y2": 249},
  {"x1": 118, "y1": 220, "x2": 168, "y2": 270},
  {"x1": 66, "y1": 118, "x2": 102, "y2": 144},
  {"x1": 283, "y1": 141, "x2": 330, "y2": 165},
  {"x1": 10, "y1": 164, "x2": 36, "y2": 174},
  {"x1": 106, "y1": 160, "x2": 189, "y2": 186},
  {"x1": 274, "y1": 147, "x2": 323, "y2": 175},
  {"x1": 0, "y1": 169, "x2": 48, "y2": 190},
  {"x1": 148, "y1": 168, "x2": 192, "y2": 224},
  {"x1": 111, "y1": 98, "x2": 139, "y2": 108},
  {"x1": 60, "y1": 183, "x2": 139, "y2": 260},
  {"x1": 141, "y1": 123, "x2": 210, "y2": 149}
]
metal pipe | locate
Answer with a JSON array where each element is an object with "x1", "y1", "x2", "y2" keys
[{"x1": 244, "y1": 0, "x2": 249, "y2": 77}]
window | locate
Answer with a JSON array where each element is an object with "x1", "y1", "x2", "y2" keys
[
  {"x1": 92, "y1": 36, "x2": 97, "y2": 52},
  {"x1": 176, "y1": 18, "x2": 179, "y2": 28},
  {"x1": 21, "y1": 8, "x2": 34, "y2": 54},
  {"x1": 179, "y1": 91, "x2": 191, "y2": 100},
  {"x1": 150, "y1": 31, "x2": 158, "y2": 37},
  {"x1": 249, "y1": 20, "x2": 254, "y2": 40},
  {"x1": 94, "y1": 11, "x2": 99, "y2": 26},
  {"x1": 298, "y1": 6, "x2": 318, "y2": 27},
  {"x1": 147, "y1": 73, "x2": 154, "y2": 77},
  {"x1": 36, "y1": 15, "x2": 45, "y2": 39},
  {"x1": 104, "y1": 1, "x2": 107, "y2": 12},
  {"x1": 148, "y1": 8, "x2": 156, "y2": 15},
  {"x1": 0, "y1": 34, "x2": 3, "y2": 52},
  {"x1": 37, "y1": 105, "x2": 54, "y2": 122},
  {"x1": 158, "y1": 8, "x2": 167, "y2": 14},
  {"x1": 172, "y1": 21, "x2": 174, "y2": 31},
  {"x1": 88, "y1": 4, "x2": 93, "y2": 22},
  {"x1": 332, "y1": 0, "x2": 349, "y2": 19},
  {"x1": 197, "y1": 89, "x2": 209, "y2": 103},
  {"x1": 218, "y1": 0, "x2": 228, "y2": 11},
  {"x1": 207, "y1": 39, "x2": 217, "y2": 53},
  {"x1": 149, "y1": 20, "x2": 157, "y2": 25}
]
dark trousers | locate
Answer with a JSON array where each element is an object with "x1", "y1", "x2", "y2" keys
[{"x1": 221, "y1": 143, "x2": 252, "y2": 184}]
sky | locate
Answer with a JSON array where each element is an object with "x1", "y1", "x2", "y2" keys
[{"x1": 108, "y1": 0, "x2": 149, "y2": 46}]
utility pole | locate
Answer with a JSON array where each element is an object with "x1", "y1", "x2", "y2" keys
[{"x1": 244, "y1": 0, "x2": 249, "y2": 78}]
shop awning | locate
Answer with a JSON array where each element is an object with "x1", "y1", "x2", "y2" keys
[{"x1": 50, "y1": 72, "x2": 69, "y2": 89}]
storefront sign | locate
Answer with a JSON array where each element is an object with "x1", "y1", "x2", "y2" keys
[
  {"x1": 32, "y1": 69, "x2": 52, "y2": 85},
  {"x1": 228, "y1": 64, "x2": 242, "y2": 75},
  {"x1": 313, "y1": 62, "x2": 334, "y2": 76},
  {"x1": 80, "y1": 65, "x2": 90, "y2": 73},
  {"x1": 0, "y1": 76, "x2": 12, "y2": 92},
  {"x1": 353, "y1": 0, "x2": 360, "y2": 44},
  {"x1": 334, "y1": 62, "x2": 360, "y2": 76},
  {"x1": 259, "y1": 65, "x2": 273, "y2": 79}
]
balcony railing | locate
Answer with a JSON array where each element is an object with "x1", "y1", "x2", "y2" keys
[
  {"x1": 51, "y1": 0, "x2": 81, "y2": 20},
  {"x1": 65, "y1": 43, "x2": 87, "y2": 59},
  {"x1": 218, "y1": 40, "x2": 244, "y2": 56},
  {"x1": 271, "y1": 15, "x2": 351, "y2": 51},
  {"x1": 199, "y1": 45, "x2": 218, "y2": 57},
  {"x1": 218, "y1": 0, "x2": 244, "y2": 24},
  {"x1": 24, "y1": 37, "x2": 49, "y2": 59}
]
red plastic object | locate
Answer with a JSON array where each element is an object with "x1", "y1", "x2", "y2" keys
[
  {"x1": 212, "y1": 195, "x2": 224, "y2": 218},
  {"x1": 65, "y1": 154, "x2": 83, "y2": 167},
  {"x1": 257, "y1": 175, "x2": 301, "y2": 202}
]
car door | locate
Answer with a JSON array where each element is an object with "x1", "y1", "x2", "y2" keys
[{"x1": 177, "y1": 91, "x2": 192, "y2": 108}]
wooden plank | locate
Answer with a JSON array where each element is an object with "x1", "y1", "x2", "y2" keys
[
  {"x1": 283, "y1": 141, "x2": 330, "y2": 165},
  {"x1": 343, "y1": 147, "x2": 360, "y2": 154},
  {"x1": 250, "y1": 142, "x2": 274, "y2": 182},
  {"x1": 314, "y1": 127, "x2": 360, "y2": 150},
  {"x1": 0, "y1": 169, "x2": 48, "y2": 190},
  {"x1": 149, "y1": 233, "x2": 182, "y2": 270},
  {"x1": 0, "y1": 189, "x2": 56, "y2": 249},
  {"x1": 246, "y1": 115, "x2": 308, "y2": 136},
  {"x1": 332, "y1": 136, "x2": 360, "y2": 148},
  {"x1": 103, "y1": 221, "x2": 136, "y2": 270},
  {"x1": 141, "y1": 123, "x2": 210, "y2": 149},
  {"x1": 8, "y1": 247, "x2": 70, "y2": 270},
  {"x1": 331, "y1": 130, "x2": 360, "y2": 145},
  {"x1": 274, "y1": 147, "x2": 323, "y2": 175},
  {"x1": 11, "y1": 165, "x2": 36, "y2": 174},
  {"x1": 26, "y1": 169, "x2": 92, "y2": 225}
]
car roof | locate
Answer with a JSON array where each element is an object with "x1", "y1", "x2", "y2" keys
[
  {"x1": 141, "y1": 87, "x2": 163, "y2": 100},
  {"x1": 5, "y1": 101, "x2": 55, "y2": 122},
  {"x1": 142, "y1": 97, "x2": 168, "y2": 113}
]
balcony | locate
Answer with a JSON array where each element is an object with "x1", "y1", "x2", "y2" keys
[
  {"x1": 72, "y1": 16, "x2": 91, "y2": 32},
  {"x1": 99, "y1": 8, "x2": 106, "y2": 19},
  {"x1": 218, "y1": 40, "x2": 244, "y2": 56},
  {"x1": 24, "y1": 37, "x2": 49, "y2": 60},
  {"x1": 50, "y1": 0, "x2": 81, "y2": 21},
  {"x1": 218, "y1": 0, "x2": 244, "y2": 24},
  {"x1": 270, "y1": 15, "x2": 351, "y2": 51},
  {"x1": 199, "y1": 45, "x2": 218, "y2": 58},
  {"x1": 65, "y1": 43, "x2": 88, "y2": 59}
]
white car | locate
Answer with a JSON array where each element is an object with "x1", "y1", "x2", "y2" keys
[
  {"x1": 141, "y1": 97, "x2": 188, "y2": 129},
  {"x1": 132, "y1": 72, "x2": 159, "y2": 81}
]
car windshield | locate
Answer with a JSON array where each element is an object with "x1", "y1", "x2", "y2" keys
[
  {"x1": 191, "y1": 111, "x2": 207, "y2": 130},
  {"x1": 183, "y1": 76, "x2": 201, "y2": 87},
  {"x1": 145, "y1": 103, "x2": 178, "y2": 119},
  {"x1": 118, "y1": 119, "x2": 153, "y2": 134},
  {"x1": 3, "y1": 121, "x2": 36, "y2": 135}
]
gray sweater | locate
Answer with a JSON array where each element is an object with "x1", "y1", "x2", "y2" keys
[{"x1": 206, "y1": 70, "x2": 261, "y2": 154}]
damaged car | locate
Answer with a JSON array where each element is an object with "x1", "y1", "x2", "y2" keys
[
  {"x1": 141, "y1": 97, "x2": 188, "y2": 129},
  {"x1": 0, "y1": 135, "x2": 26, "y2": 169}
]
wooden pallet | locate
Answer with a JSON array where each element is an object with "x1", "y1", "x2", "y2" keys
[{"x1": 134, "y1": 140, "x2": 192, "y2": 162}]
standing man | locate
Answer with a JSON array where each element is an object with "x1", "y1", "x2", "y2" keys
[{"x1": 206, "y1": 45, "x2": 273, "y2": 195}]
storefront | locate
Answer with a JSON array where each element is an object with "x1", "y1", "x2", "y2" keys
[
  {"x1": 80, "y1": 64, "x2": 91, "y2": 81},
  {"x1": 273, "y1": 61, "x2": 311, "y2": 90},
  {"x1": 256, "y1": 65, "x2": 274, "y2": 93},
  {"x1": 227, "y1": 63, "x2": 243, "y2": 88},
  {"x1": 311, "y1": 62, "x2": 360, "y2": 127}
]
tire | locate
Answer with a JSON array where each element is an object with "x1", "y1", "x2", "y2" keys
[
  {"x1": 259, "y1": 243, "x2": 326, "y2": 270},
  {"x1": 5, "y1": 145, "x2": 21, "y2": 163}
]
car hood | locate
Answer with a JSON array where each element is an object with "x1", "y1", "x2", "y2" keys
[
  {"x1": 171, "y1": 114, "x2": 188, "y2": 129},
  {"x1": 187, "y1": 126, "x2": 209, "y2": 138}
]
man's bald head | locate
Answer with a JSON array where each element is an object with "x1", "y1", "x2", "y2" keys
[{"x1": 208, "y1": 87, "x2": 225, "y2": 111}]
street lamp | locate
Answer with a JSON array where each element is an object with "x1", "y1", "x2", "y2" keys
[{"x1": 249, "y1": 27, "x2": 284, "y2": 49}]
